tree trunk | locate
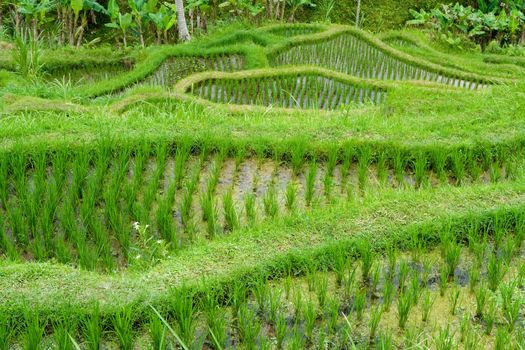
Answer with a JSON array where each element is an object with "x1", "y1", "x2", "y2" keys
[
  {"x1": 137, "y1": 18, "x2": 145, "y2": 47},
  {"x1": 175, "y1": 0, "x2": 191, "y2": 41},
  {"x1": 355, "y1": 0, "x2": 361, "y2": 29}
]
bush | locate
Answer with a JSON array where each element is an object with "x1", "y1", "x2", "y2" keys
[{"x1": 408, "y1": 2, "x2": 525, "y2": 50}]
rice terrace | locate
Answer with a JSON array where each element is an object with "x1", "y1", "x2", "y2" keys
[{"x1": 1, "y1": 0, "x2": 525, "y2": 348}]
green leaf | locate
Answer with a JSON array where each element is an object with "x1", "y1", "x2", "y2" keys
[{"x1": 70, "y1": 0, "x2": 83, "y2": 17}]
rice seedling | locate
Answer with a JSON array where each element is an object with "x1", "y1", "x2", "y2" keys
[
  {"x1": 468, "y1": 264, "x2": 480, "y2": 292},
  {"x1": 434, "y1": 325, "x2": 456, "y2": 350},
  {"x1": 171, "y1": 287, "x2": 197, "y2": 346},
  {"x1": 267, "y1": 288, "x2": 282, "y2": 324},
  {"x1": 404, "y1": 327, "x2": 430, "y2": 349},
  {"x1": 237, "y1": 304, "x2": 261, "y2": 349},
  {"x1": 303, "y1": 299, "x2": 317, "y2": 340},
  {"x1": 502, "y1": 296, "x2": 521, "y2": 332},
  {"x1": 357, "y1": 238, "x2": 374, "y2": 282},
  {"x1": 410, "y1": 229, "x2": 424, "y2": 263},
  {"x1": 464, "y1": 327, "x2": 481, "y2": 350},
  {"x1": 113, "y1": 305, "x2": 134, "y2": 350},
  {"x1": 371, "y1": 263, "x2": 381, "y2": 293},
  {"x1": 398, "y1": 259, "x2": 410, "y2": 292},
  {"x1": 382, "y1": 278, "x2": 395, "y2": 311},
  {"x1": 53, "y1": 318, "x2": 77, "y2": 350},
  {"x1": 376, "y1": 332, "x2": 394, "y2": 350},
  {"x1": 305, "y1": 159, "x2": 317, "y2": 206},
  {"x1": 317, "y1": 329, "x2": 327, "y2": 349},
  {"x1": 354, "y1": 288, "x2": 366, "y2": 321},
  {"x1": 487, "y1": 253, "x2": 507, "y2": 291},
  {"x1": 409, "y1": 269, "x2": 421, "y2": 305},
  {"x1": 326, "y1": 297, "x2": 340, "y2": 334},
  {"x1": 414, "y1": 152, "x2": 428, "y2": 188},
  {"x1": 495, "y1": 327, "x2": 511, "y2": 350},
  {"x1": 284, "y1": 181, "x2": 297, "y2": 212},
  {"x1": 237, "y1": 193, "x2": 254, "y2": 227},
  {"x1": 263, "y1": 185, "x2": 279, "y2": 219},
  {"x1": 441, "y1": 234, "x2": 461, "y2": 279},
  {"x1": 386, "y1": 243, "x2": 397, "y2": 280},
  {"x1": 432, "y1": 150, "x2": 448, "y2": 183},
  {"x1": 23, "y1": 311, "x2": 44, "y2": 350},
  {"x1": 149, "y1": 305, "x2": 189, "y2": 350},
  {"x1": 449, "y1": 285, "x2": 460, "y2": 315},
  {"x1": 369, "y1": 305, "x2": 382, "y2": 340},
  {"x1": 0, "y1": 315, "x2": 14, "y2": 350},
  {"x1": 474, "y1": 284, "x2": 487, "y2": 319},
  {"x1": 421, "y1": 290, "x2": 435, "y2": 322},
  {"x1": 397, "y1": 289, "x2": 412, "y2": 329},
  {"x1": 82, "y1": 305, "x2": 102, "y2": 350},
  {"x1": 316, "y1": 273, "x2": 329, "y2": 310},
  {"x1": 148, "y1": 311, "x2": 167, "y2": 350},
  {"x1": 252, "y1": 277, "x2": 269, "y2": 315},
  {"x1": 501, "y1": 236, "x2": 516, "y2": 265},
  {"x1": 343, "y1": 267, "x2": 357, "y2": 301},
  {"x1": 358, "y1": 147, "x2": 372, "y2": 188},
  {"x1": 223, "y1": 189, "x2": 239, "y2": 231},
  {"x1": 293, "y1": 288, "x2": 303, "y2": 319},
  {"x1": 275, "y1": 313, "x2": 287, "y2": 349},
  {"x1": 289, "y1": 324, "x2": 305, "y2": 350},
  {"x1": 332, "y1": 249, "x2": 347, "y2": 287},
  {"x1": 290, "y1": 141, "x2": 306, "y2": 176},
  {"x1": 439, "y1": 264, "x2": 448, "y2": 296},
  {"x1": 231, "y1": 281, "x2": 247, "y2": 322},
  {"x1": 323, "y1": 169, "x2": 333, "y2": 200},
  {"x1": 484, "y1": 297, "x2": 497, "y2": 335}
]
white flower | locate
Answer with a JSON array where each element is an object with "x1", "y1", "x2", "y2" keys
[
  {"x1": 135, "y1": 254, "x2": 142, "y2": 259},
  {"x1": 156, "y1": 240, "x2": 163, "y2": 244},
  {"x1": 132, "y1": 222, "x2": 140, "y2": 230}
]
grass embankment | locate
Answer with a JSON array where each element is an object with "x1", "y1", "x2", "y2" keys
[
  {"x1": 2, "y1": 22, "x2": 518, "y2": 109},
  {"x1": 1, "y1": 82, "x2": 524, "y2": 153},
  {"x1": 379, "y1": 29, "x2": 525, "y2": 79}
]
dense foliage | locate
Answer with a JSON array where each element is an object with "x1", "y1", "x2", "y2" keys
[{"x1": 408, "y1": 1, "x2": 525, "y2": 50}]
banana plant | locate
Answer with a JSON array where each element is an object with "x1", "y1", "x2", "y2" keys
[
  {"x1": 186, "y1": 0, "x2": 210, "y2": 32},
  {"x1": 128, "y1": 0, "x2": 158, "y2": 47},
  {"x1": 149, "y1": 5, "x2": 177, "y2": 44},
  {"x1": 70, "y1": 0, "x2": 106, "y2": 47},
  {"x1": 218, "y1": 0, "x2": 263, "y2": 19},
  {"x1": 106, "y1": 11, "x2": 134, "y2": 47},
  {"x1": 287, "y1": 0, "x2": 315, "y2": 22},
  {"x1": 16, "y1": 0, "x2": 56, "y2": 37}
]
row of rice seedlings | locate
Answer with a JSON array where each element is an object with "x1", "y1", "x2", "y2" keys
[
  {"x1": 192, "y1": 74, "x2": 385, "y2": 109},
  {"x1": 0, "y1": 143, "x2": 518, "y2": 269},
  {"x1": 143, "y1": 54, "x2": 244, "y2": 88},
  {"x1": 273, "y1": 33, "x2": 485, "y2": 89},
  {"x1": 2, "y1": 213, "x2": 524, "y2": 348}
]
